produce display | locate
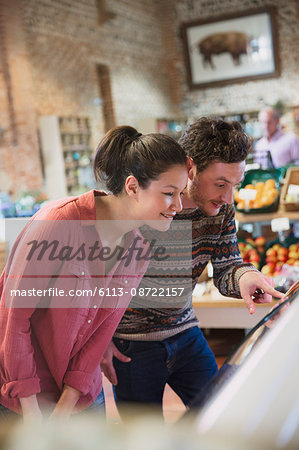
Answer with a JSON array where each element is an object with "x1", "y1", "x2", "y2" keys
[
  {"x1": 234, "y1": 168, "x2": 282, "y2": 213},
  {"x1": 238, "y1": 237, "x2": 266, "y2": 269},
  {"x1": 0, "y1": 191, "x2": 48, "y2": 218},
  {"x1": 238, "y1": 236, "x2": 299, "y2": 276},
  {"x1": 234, "y1": 179, "x2": 278, "y2": 210},
  {"x1": 260, "y1": 242, "x2": 299, "y2": 276},
  {"x1": 280, "y1": 166, "x2": 299, "y2": 212}
]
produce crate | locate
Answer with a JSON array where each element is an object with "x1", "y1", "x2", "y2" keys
[
  {"x1": 260, "y1": 236, "x2": 298, "y2": 269},
  {"x1": 235, "y1": 168, "x2": 283, "y2": 214},
  {"x1": 280, "y1": 167, "x2": 299, "y2": 211}
]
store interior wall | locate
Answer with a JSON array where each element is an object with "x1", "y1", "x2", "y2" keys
[
  {"x1": 0, "y1": 0, "x2": 298, "y2": 195},
  {"x1": 0, "y1": 0, "x2": 43, "y2": 194},
  {"x1": 173, "y1": 0, "x2": 299, "y2": 117}
]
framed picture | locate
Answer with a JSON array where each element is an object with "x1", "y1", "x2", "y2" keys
[{"x1": 181, "y1": 7, "x2": 280, "y2": 89}]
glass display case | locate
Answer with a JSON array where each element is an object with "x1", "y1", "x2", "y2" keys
[{"x1": 186, "y1": 281, "x2": 299, "y2": 449}]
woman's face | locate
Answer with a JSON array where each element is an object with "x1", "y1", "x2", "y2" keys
[{"x1": 135, "y1": 164, "x2": 188, "y2": 230}]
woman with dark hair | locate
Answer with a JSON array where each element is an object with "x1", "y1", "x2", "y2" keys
[{"x1": 0, "y1": 126, "x2": 188, "y2": 421}]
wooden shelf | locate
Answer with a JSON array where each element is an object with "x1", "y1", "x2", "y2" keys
[
  {"x1": 235, "y1": 208, "x2": 299, "y2": 223},
  {"x1": 137, "y1": 117, "x2": 188, "y2": 140},
  {"x1": 39, "y1": 116, "x2": 95, "y2": 198},
  {"x1": 192, "y1": 289, "x2": 276, "y2": 329},
  {"x1": 193, "y1": 291, "x2": 276, "y2": 308},
  {"x1": 60, "y1": 132, "x2": 91, "y2": 136}
]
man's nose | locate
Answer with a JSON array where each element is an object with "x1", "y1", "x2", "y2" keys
[{"x1": 221, "y1": 187, "x2": 234, "y2": 204}]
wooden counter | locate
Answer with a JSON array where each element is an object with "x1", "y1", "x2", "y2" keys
[{"x1": 192, "y1": 288, "x2": 276, "y2": 330}]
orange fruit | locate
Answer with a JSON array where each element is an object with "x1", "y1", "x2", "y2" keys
[
  {"x1": 265, "y1": 179, "x2": 276, "y2": 189},
  {"x1": 237, "y1": 200, "x2": 245, "y2": 209},
  {"x1": 255, "y1": 182, "x2": 264, "y2": 192}
]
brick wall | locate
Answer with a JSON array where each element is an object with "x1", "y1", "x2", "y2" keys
[
  {"x1": 0, "y1": 0, "x2": 298, "y2": 194},
  {"x1": 1, "y1": 0, "x2": 177, "y2": 193},
  {"x1": 22, "y1": 0, "x2": 175, "y2": 145},
  {"x1": 171, "y1": 0, "x2": 299, "y2": 118},
  {"x1": 0, "y1": 0, "x2": 43, "y2": 195}
]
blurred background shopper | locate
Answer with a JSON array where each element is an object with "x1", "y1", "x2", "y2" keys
[{"x1": 255, "y1": 107, "x2": 299, "y2": 168}]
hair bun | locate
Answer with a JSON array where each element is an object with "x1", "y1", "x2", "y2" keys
[{"x1": 94, "y1": 126, "x2": 186, "y2": 195}]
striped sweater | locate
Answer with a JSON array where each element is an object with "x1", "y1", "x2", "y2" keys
[{"x1": 114, "y1": 204, "x2": 257, "y2": 340}]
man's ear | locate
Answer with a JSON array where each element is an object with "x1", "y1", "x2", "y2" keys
[
  {"x1": 187, "y1": 157, "x2": 196, "y2": 180},
  {"x1": 125, "y1": 175, "x2": 140, "y2": 197}
]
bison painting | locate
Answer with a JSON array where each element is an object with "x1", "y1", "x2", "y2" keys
[{"x1": 197, "y1": 31, "x2": 257, "y2": 69}]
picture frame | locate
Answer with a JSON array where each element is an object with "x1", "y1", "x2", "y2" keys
[{"x1": 181, "y1": 7, "x2": 280, "y2": 89}]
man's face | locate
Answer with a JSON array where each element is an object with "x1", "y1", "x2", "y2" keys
[
  {"x1": 187, "y1": 161, "x2": 245, "y2": 216},
  {"x1": 259, "y1": 111, "x2": 279, "y2": 140}
]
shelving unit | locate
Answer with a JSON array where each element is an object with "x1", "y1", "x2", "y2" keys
[
  {"x1": 193, "y1": 206, "x2": 298, "y2": 330},
  {"x1": 235, "y1": 208, "x2": 299, "y2": 225},
  {"x1": 215, "y1": 107, "x2": 299, "y2": 170},
  {"x1": 217, "y1": 111, "x2": 261, "y2": 140},
  {"x1": 217, "y1": 105, "x2": 299, "y2": 140},
  {"x1": 137, "y1": 117, "x2": 188, "y2": 141},
  {"x1": 136, "y1": 108, "x2": 298, "y2": 145},
  {"x1": 39, "y1": 116, "x2": 95, "y2": 199},
  {"x1": 235, "y1": 204, "x2": 299, "y2": 239}
]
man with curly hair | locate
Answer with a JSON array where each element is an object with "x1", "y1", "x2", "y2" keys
[{"x1": 101, "y1": 117, "x2": 283, "y2": 416}]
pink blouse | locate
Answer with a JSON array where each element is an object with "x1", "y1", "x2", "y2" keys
[{"x1": 0, "y1": 190, "x2": 149, "y2": 413}]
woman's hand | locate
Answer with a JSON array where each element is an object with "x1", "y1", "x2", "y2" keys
[
  {"x1": 20, "y1": 395, "x2": 43, "y2": 423},
  {"x1": 50, "y1": 385, "x2": 81, "y2": 420}
]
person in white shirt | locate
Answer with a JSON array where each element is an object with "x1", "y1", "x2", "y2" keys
[{"x1": 255, "y1": 108, "x2": 299, "y2": 168}]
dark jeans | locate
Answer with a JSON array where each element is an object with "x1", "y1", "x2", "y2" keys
[{"x1": 113, "y1": 326, "x2": 218, "y2": 411}]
